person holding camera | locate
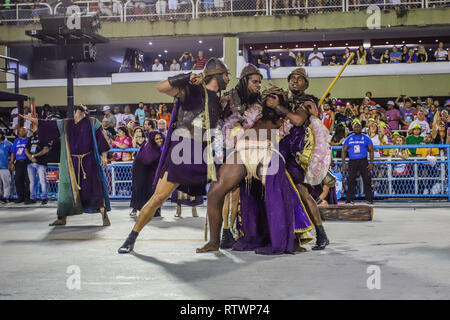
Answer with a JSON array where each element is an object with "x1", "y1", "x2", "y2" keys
[{"x1": 179, "y1": 51, "x2": 194, "y2": 70}]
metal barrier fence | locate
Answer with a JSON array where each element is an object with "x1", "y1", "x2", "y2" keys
[
  {"x1": 54, "y1": 1, "x2": 124, "y2": 22},
  {"x1": 331, "y1": 144, "x2": 450, "y2": 200},
  {"x1": 22, "y1": 144, "x2": 450, "y2": 201},
  {"x1": 1, "y1": 0, "x2": 448, "y2": 24},
  {"x1": 0, "y1": 3, "x2": 52, "y2": 25}
]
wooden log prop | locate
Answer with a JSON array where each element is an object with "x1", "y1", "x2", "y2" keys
[{"x1": 319, "y1": 204, "x2": 373, "y2": 221}]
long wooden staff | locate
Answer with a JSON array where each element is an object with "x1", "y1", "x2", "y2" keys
[{"x1": 317, "y1": 52, "x2": 355, "y2": 107}]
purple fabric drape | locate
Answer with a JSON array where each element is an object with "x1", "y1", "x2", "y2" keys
[{"x1": 233, "y1": 153, "x2": 313, "y2": 255}]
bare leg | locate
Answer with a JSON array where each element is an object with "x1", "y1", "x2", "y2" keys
[
  {"x1": 133, "y1": 172, "x2": 179, "y2": 232},
  {"x1": 197, "y1": 161, "x2": 246, "y2": 253},
  {"x1": 296, "y1": 184, "x2": 322, "y2": 227},
  {"x1": 118, "y1": 172, "x2": 179, "y2": 254}
]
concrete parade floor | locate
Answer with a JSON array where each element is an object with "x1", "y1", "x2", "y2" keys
[{"x1": 0, "y1": 201, "x2": 449, "y2": 300}]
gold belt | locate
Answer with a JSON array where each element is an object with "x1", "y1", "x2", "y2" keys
[{"x1": 72, "y1": 152, "x2": 91, "y2": 188}]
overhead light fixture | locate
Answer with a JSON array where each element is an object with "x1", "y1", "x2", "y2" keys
[
  {"x1": 148, "y1": 42, "x2": 153, "y2": 45},
  {"x1": 164, "y1": 50, "x2": 168, "y2": 53},
  {"x1": 329, "y1": 44, "x2": 332, "y2": 46},
  {"x1": 249, "y1": 46, "x2": 253, "y2": 49},
  {"x1": 265, "y1": 45, "x2": 268, "y2": 49},
  {"x1": 280, "y1": 45, "x2": 283, "y2": 48},
  {"x1": 158, "y1": 54, "x2": 162, "y2": 57},
  {"x1": 199, "y1": 40, "x2": 203, "y2": 44},
  {"x1": 209, "y1": 48, "x2": 213, "y2": 52},
  {"x1": 419, "y1": 40, "x2": 422, "y2": 43},
  {"x1": 435, "y1": 39, "x2": 439, "y2": 42},
  {"x1": 295, "y1": 45, "x2": 298, "y2": 48}
]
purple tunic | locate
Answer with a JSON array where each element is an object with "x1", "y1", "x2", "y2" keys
[
  {"x1": 38, "y1": 117, "x2": 110, "y2": 214},
  {"x1": 131, "y1": 131, "x2": 163, "y2": 214}
]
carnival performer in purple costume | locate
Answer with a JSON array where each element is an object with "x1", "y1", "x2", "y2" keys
[
  {"x1": 130, "y1": 131, "x2": 164, "y2": 218},
  {"x1": 118, "y1": 58, "x2": 230, "y2": 254},
  {"x1": 197, "y1": 81, "x2": 314, "y2": 255},
  {"x1": 268, "y1": 68, "x2": 331, "y2": 250},
  {"x1": 21, "y1": 105, "x2": 111, "y2": 226}
]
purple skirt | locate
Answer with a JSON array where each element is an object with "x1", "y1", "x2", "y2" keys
[{"x1": 159, "y1": 138, "x2": 219, "y2": 196}]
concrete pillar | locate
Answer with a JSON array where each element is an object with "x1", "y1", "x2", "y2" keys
[{"x1": 223, "y1": 36, "x2": 238, "y2": 88}]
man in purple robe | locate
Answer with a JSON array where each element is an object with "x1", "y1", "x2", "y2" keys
[
  {"x1": 21, "y1": 105, "x2": 111, "y2": 226},
  {"x1": 118, "y1": 58, "x2": 230, "y2": 254},
  {"x1": 267, "y1": 68, "x2": 331, "y2": 250}
]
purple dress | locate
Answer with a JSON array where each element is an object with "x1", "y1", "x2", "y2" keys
[
  {"x1": 38, "y1": 117, "x2": 110, "y2": 217},
  {"x1": 233, "y1": 151, "x2": 313, "y2": 255},
  {"x1": 130, "y1": 131, "x2": 163, "y2": 215}
]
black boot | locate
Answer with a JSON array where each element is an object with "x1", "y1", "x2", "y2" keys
[
  {"x1": 312, "y1": 225, "x2": 329, "y2": 250},
  {"x1": 220, "y1": 228, "x2": 235, "y2": 249},
  {"x1": 118, "y1": 231, "x2": 139, "y2": 254}
]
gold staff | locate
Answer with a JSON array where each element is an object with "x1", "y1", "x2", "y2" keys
[{"x1": 317, "y1": 52, "x2": 355, "y2": 107}]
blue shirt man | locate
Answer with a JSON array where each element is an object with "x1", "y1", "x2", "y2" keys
[
  {"x1": 390, "y1": 47, "x2": 402, "y2": 64},
  {"x1": 0, "y1": 136, "x2": 13, "y2": 169},
  {"x1": 11, "y1": 136, "x2": 29, "y2": 161},
  {"x1": 341, "y1": 120, "x2": 374, "y2": 204},
  {"x1": 343, "y1": 132, "x2": 373, "y2": 160}
]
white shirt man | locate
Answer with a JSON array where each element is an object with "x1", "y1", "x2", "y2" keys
[
  {"x1": 308, "y1": 49, "x2": 324, "y2": 67},
  {"x1": 152, "y1": 59, "x2": 164, "y2": 72}
]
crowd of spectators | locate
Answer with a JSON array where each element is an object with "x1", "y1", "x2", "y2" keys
[
  {"x1": 325, "y1": 93, "x2": 450, "y2": 196},
  {"x1": 250, "y1": 43, "x2": 449, "y2": 71},
  {"x1": 100, "y1": 102, "x2": 170, "y2": 162},
  {"x1": 148, "y1": 50, "x2": 209, "y2": 72},
  {"x1": 0, "y1": 101, "x2": 171, "y2": 203}
]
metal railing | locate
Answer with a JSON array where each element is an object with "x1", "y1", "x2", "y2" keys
[
  {"x1": 54, "y1": 0, "x2": 124, "y2": 22},
  {"x1": 123, "y1": 0, "x2": 195, "y2": 21},
  {"x1": 1, "y1": 0, "x2": 448, "y2": 24},
  {"x1": 0, "y1": 2, "x2": 52, "y2": 25},
  {"x1": 332, "y1": 144, "x2": 450, "y2": 200},
  {"x1": 10, "y1": 144, "x2": 449, "y2": 201}
]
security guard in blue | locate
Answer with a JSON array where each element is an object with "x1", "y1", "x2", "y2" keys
[{"x1": 341, "y1": 119, "x2": 374, "y2": 204}]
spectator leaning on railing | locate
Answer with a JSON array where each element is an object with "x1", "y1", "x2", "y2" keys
[
  {"x1": 193, "y1": 50, "x2": 207, "y2": 70},
  {"x1": 434, "y1": 42, "x2": 449, "y2": 62},
  {"x1": 390, "y1": 46, "x2": 402, "y2": 64}
]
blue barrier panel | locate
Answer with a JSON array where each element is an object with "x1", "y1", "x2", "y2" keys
[
  {"x1": 17, "y1": 144, "x2": 450, "y2": 201},
  {"x1": 331, "y1": 144, "x2": 450, "y2": 201}
]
